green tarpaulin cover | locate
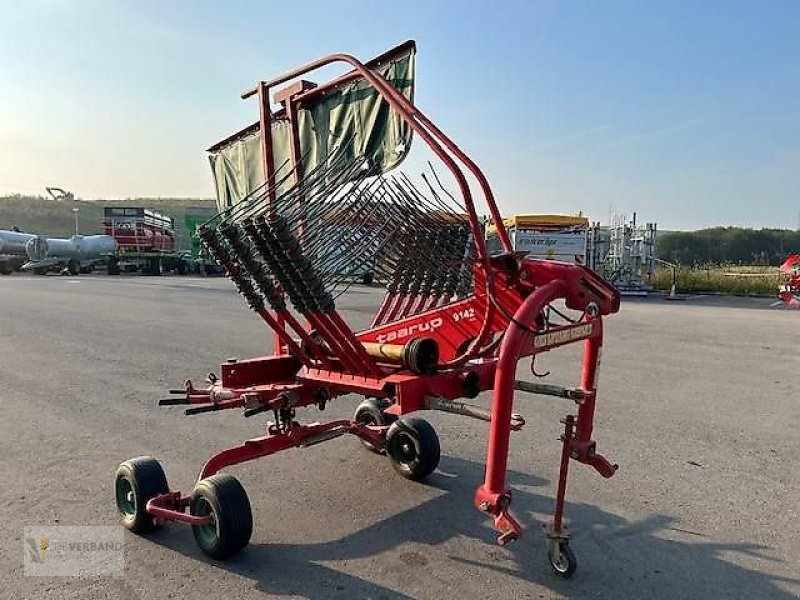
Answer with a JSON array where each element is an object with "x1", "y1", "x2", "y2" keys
[{"x1": 209, "y1": 48, "x2": 415, "y2": 212}]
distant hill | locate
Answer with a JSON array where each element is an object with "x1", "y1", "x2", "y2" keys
[{"x1": 0, "y1": 195, "x2": 217, "y2": 249}]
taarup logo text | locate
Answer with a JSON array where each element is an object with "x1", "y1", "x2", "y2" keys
[{"x1": 376, "y1": 317, "x2": 443, "y2": 344}]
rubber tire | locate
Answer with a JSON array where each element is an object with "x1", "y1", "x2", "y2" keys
[
  {"x1": 190, "y1": 474, "x2": 252, "y2": 560},
  {"x1": 114, "y1": 457, "x2": 169, "y2": 534},
  {"x1": 0, "y1": 262, "x2": 13, "y2": 275},
  {"x1": 67, "y1": 259, "x2": 80, "y2": 275},
  {"x1": 354, "y1": 398, "x2": 397, "y2": 454},
  {"x1": 385, "y1": 416, "x2": 440, "y2": 481},
  {"x1": 548, "y1": 539, "x2": 577, "y2": 579},
  {"x1": 176, "y1": 260, "x2": 188, "y2": 275},
  {"x1": 107, "y1": 258, "x2": 120, "y2": 276}
]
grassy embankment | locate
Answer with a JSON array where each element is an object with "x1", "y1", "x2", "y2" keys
[{"x1": 652, "y1": 264, "x2": 782, "y2": 296}]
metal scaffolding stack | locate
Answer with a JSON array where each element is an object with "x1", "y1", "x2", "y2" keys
[{"x1": 590, "y1": 213, "x2": 657, "y2": 295}]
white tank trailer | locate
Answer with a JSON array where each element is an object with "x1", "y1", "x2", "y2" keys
[
  {"x1": 0, "y1": 229, "x2": 36, "y2": 255},
  {"x1": 0, "y1": 230, "x2": 36, "y2": 273},
  {"x1": 0, "y1": 229, "x2": 117, "y2": 275}
]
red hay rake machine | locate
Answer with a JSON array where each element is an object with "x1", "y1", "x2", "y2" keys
[
  {"x1": 779, "y1": 254, "x2": 800, "y2": 309},
  {"x1": 114, "y1": 41, "x2": 620, "y2": 578}
]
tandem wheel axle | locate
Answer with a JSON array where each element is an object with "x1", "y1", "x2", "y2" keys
[{"x1": 115, "y1": 402, "x2": 591, "y2": 578}]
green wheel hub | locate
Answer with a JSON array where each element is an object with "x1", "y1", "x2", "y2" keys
[
  {"x1": 193, "y1": 498, "x2": 218, "y2": 546},
  {"x1": 116, "y1": 477, "x2": 136, "y2": 517},
  {"x1": 113, "y1": 457, "x2": 168, "y2": 534}
]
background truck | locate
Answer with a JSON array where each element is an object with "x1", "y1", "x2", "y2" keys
[
  {"x1": 103, "y1": 207, "x2": 189, "y2": 275},
  {"x1": 486, "y1": 214, "x2": 591, "y2": 263}
]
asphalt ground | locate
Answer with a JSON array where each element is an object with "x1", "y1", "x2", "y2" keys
[{"x1": 0, "y1": 274, "x2": 798, "y2": 599}]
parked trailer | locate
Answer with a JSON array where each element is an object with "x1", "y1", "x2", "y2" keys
[
  {"x1": 488, "y1": 214, "x2": 658, "y2": 296},
  {"x1": 0, "y1": 255, "x2": 24, "y2": 274},
  {"x1": 0, "y1": 230, "x2": 33, "y2": 274},
  {"x1": 0, "y1": 228, "x2": 117, "y2": 275},
  {"x1": 103, "y1": 207, "x2": 189, "y2": 275},
  {"x1": 487, "y1": 215, "x2": 591, "y2": 265}
]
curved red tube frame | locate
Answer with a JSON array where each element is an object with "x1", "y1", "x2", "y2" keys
[
  {"x1": 473, "y1": 278, "x2": 615, "y2": 543},
  {"x1": 241, "y1": 41, "x2": 511, "y2": 366},
  {"x1": 482, "y1": 280, "x2": 567, "y2": 494}
]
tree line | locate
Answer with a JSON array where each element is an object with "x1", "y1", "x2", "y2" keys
[{"x1": 657, "y1": 227, "x2": 800, "y2": 266}]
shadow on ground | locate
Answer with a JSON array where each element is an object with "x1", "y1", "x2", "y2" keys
[{"x1": 146, "y1": 455, "x2": 797, "y2": 599}]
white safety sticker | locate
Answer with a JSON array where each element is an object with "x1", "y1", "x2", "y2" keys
[{"x1": 532, "y1": 323, "x2": 593, "y2": 349}]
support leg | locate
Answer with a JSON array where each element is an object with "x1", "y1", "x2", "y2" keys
[
  {"x1": 474, "y1": 281, "x2": 567, "y2": 545},
  {"x1": 546, "y1": 415, "x2": 575, "y2": 540}
]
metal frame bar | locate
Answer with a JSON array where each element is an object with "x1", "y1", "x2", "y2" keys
[{"x1": 240, "y1": 41, "x2": 511, "y2": 365}]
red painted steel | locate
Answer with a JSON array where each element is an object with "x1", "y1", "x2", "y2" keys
[
  {"x1": 146, "y1": 493, "x2": 213, "y2": 526},
  {"x1": 255, "y1": 80, "x2": 285, "y2": 356},
  {"x1": 199, "y1": 421, "x2": 386, "y2": 480},
  {"x1": 552, "y1": 416, "x2": 575, "y2": 534},
  {"x1": 481, "y1": 280, "x2": 567, "y2": 495}
]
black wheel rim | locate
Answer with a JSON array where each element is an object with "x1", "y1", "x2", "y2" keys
[
  {"x1": 358, "y1": 414, "x2": 377, "y2": 427},
  {"x1": 549, "y1": 541, "x2": 571, "y2": 573},
  {"x1": 392, "y1": 432, "x2": 418, "y2": 466}
]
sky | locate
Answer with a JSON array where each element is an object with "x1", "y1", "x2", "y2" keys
[{"x1": 0, "y1": 0, "x2": 798, "y2": 230}]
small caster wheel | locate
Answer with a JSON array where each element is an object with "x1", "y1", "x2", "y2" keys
[
  {"x1": 354, "y1": 398, "x2": 397, "y2": 454},
  {"x1": 385, "y1": 416, "x2": 440, "y2": 481},
  {"x1": 190, "y1": 474, "x2": 252, "y2": 560},
  {"x1": 114, "y1": 457, "x2": 169, "y2": 533},
  {"x1": 547, "y1": 538, "x2": 577, "y2": 579}
]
